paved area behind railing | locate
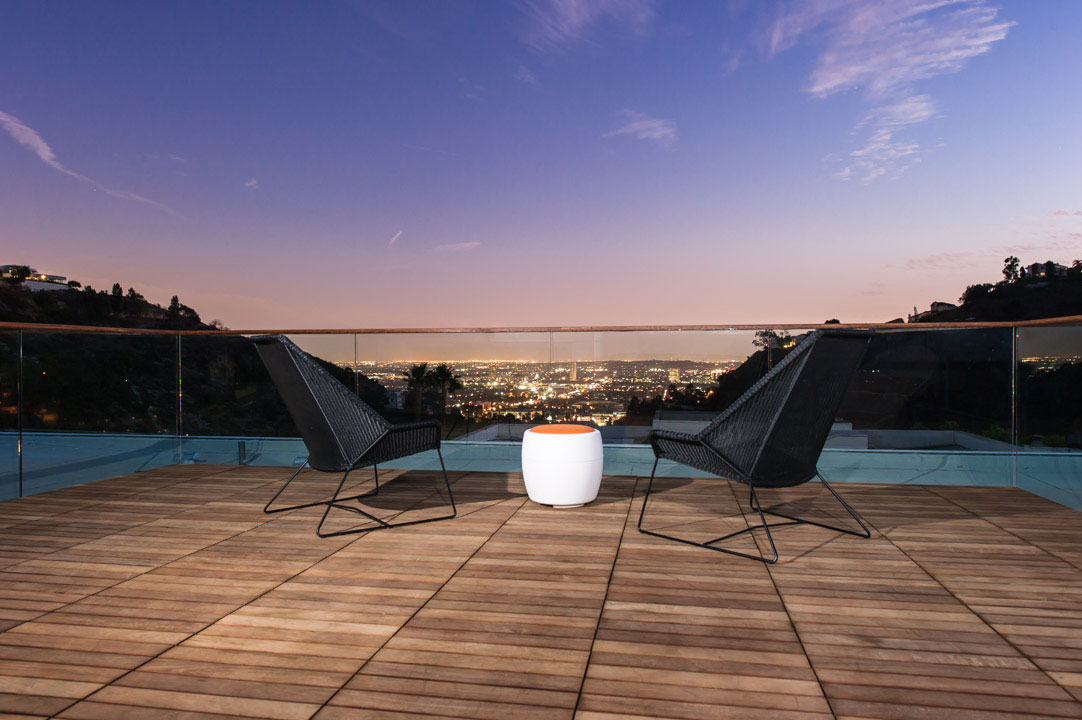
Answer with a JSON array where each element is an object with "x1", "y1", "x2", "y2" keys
[{"x1": 0, "y1": 465, "x2": 1081, "y2": 718}]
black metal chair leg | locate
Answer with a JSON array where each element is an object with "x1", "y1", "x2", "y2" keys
[
  {"x1": 264, "y1": 458, "x2": 382, "y2": 515},
  {"x1": 753, "y1": 471, "x2": 872, "y2": 538},
  {"x1": 264, "y1": 459, "x2": 309, "y2": 513},
  {"x1": 637, "y1": 466, "x2": 870, "y2": 563},
  {"x1": 315, "y1": 452, "x2": 457, "y2": 538},
  {"x1": 819, "y1": 472, "x2": 872, "y2": 538},
  {"x1": 352, "y1": 464, "x2": 379, "y2": 501},
  {"x1": 636, "y1": 458, "x2": 659, "y2": 533},
  {"x1": 437, "y1": 448, "x2": 458, "y2": 518},
  {"x1": 637, "y1": 459, "x2": 780, "y2": 564}
]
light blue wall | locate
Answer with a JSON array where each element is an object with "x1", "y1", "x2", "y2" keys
[{"x1": 4, "y1": 431, "x2": 1079, "y2": 511}]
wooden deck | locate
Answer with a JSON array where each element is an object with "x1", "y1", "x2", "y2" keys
[{"x1": 1, "y1": 465, "x2": 1082, "y2": 719}]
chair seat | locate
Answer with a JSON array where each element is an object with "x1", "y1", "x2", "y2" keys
[
  {"x1": 650, "y1": 429, "x2": 741, "y2": 481},
  {"x1": 353, "y1": 420, "x2": 441, "y2": 469}
]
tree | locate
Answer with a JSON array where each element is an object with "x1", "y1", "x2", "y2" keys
[
  {"x1": 960, "y1": 283, "x2": 993, "y2": 305},
  {"x1": 1002, "y1": 256, "x2": 1020, "y2": 283},
  {"x1": 403, "y1": 363, "x2": 430, "y2": 420},
  {"x1": 2, "y1": 265, "x2": 31, "y2": 284},
  {"x1": 753, "y1": 329, "x2": 793, "y2": 371},
  {"x1": 752, "y1": 329, "x2": 791, "y2": 349},
  {"x1": 428, "y1": 364, "x2": 463, "y2": 421}
]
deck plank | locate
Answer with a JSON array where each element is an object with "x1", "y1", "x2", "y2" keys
[{"x1": 0, "y1": 466, "x2": 1074, "y2": 718}]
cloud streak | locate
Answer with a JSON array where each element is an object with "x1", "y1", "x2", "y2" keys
[
  {"x1": 604, "y1": 109, "x2": 676, "y2": 146},
  {"x1": 433, "y1": 241, "x2": 481, "y2": 252},
  {"x1": 0, "y1": 109, "x2": 176, "y2": 214},
  {"x1": 770, "y1": 1, "x2": 1012, "y2": 183},
  {"x1": 0, "y1": 110, "x2": 89, "y2": 181},
  {"x1": 888, "y1": 237, "x2": 1082, "y2": 272},
  {"x1": 517, "y1": 0, "x2": 657, "y2": 50},
  {"x1": 514, "y1": 65, "x2": 538, "y2": 85}
]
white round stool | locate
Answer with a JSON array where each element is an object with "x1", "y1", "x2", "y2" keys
[{"x1": 521, "y1": 424, "x2": 603, "y2": 508}]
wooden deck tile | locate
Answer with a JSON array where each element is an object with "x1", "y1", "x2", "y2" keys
[{"x1": 0, "y1": 465, "x2": 1075, "y2": 719}]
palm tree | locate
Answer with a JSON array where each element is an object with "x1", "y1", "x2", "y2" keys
[
  {"x1": 429, "y1": 364, "x2": 463, "y2": 424},
  {"x1": 403, "y1": 363, "x2": 430, "y2": 420}
]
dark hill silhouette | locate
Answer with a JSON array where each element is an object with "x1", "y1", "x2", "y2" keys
[
  {"x1": 915, "y1": 257, "x2": 1082, "y2": 323},
  {"x1": 0, "y1": 280, "x2": 388, "y2": 436}
]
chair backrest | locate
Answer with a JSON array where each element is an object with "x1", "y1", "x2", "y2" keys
[
  {"x1": 252, "y1": 335, "x2": 389, "y2": 471},
  {"x1": 699, "y1": 330, "x2": 870, "y2": 488}
]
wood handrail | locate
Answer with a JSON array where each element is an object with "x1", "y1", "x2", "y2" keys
[{"x1": 1, "y1": 315, "x2": 1081, "y2": 335}]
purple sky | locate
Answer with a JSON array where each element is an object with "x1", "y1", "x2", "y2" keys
[{"x1": 2, "y1": 1, "x2": 1081, "y2": 330}]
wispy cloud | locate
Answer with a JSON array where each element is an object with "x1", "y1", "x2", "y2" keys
[
  {"x1": 244, "y1": 177, "x2": 259, "y2": 189},
  {"x1": 888, "y1": 237, "x2": 1082, "y2": 272},
  {"x1": 389, "y1": 230, "x2": 403, "y2": 247},
  {"x1": 517, "y1": 0, "x2": 657, "y2": 50},
  {"x1": 770, "y1": 1, "x2": 1013, "y2": 183},
  {"x1": 0, "y1": 109, "x2": 176, "y2": 214},
  {"x1": 433, "y1": 241, "x2": 481, "y2": 252},
  {"x1": 100, "y1": 188, "x2": 175, "y2": 213},
  {"x1": 514, "y1": 65, "x2": 538, "y2": 85},
  {"x1": 604, "y1": 109, "x2": 676, "y2": 146},
  {"x1": 457, "y1": 76, "x2": 484, "y2": 101},
  {"x1": 0, "y1": 110, "x2": 89, "y2": 181}
]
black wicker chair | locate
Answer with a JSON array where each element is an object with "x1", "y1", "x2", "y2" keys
[
  {"x1": 252, "y1": 335, "x2": 455, "y2": 537},
  {"x1": 638, "y1": 329, "x2": 872, "y2": 563}
]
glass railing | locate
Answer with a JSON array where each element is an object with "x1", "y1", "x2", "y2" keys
[{"x1": 2, "y1": 319, "x2": 1079, "y2": 509}]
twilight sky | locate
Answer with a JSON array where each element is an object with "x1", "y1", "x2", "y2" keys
[{"x1": 2, "y1": 0, "x2": 1081, "y2": 329}]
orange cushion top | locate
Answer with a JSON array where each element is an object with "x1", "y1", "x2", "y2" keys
[{"x1": 529, "y1": 424, "x2": 594, "y2": 435}]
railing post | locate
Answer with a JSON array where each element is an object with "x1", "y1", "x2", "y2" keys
[
  {"x1": 176, "y1": 334, "x2": 183, "y2": 461},
  {"x1": 1011, "y1": 325, "x2": 1018, "y2": 487},
  {"x1": 16, "y1": 329, "x2": 22, "y2": 498},
  {"x1": 353, "y1": 333, "x2": 360, "y2": 396}
]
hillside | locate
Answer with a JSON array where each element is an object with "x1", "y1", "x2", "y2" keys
[
  {"x1": 0, "y1": 281, "x2": 207, "y2": 329},
  {"x1": 914, "y1": 258, "x2": 1082, "y2": 323},
  {"x1": 0, "y1": 279, "x2": 389, "y2": 436}
]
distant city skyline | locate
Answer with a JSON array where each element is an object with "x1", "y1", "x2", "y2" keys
[{"x1": 3, "y1": 1, "x2": 1081, "y2": 328}]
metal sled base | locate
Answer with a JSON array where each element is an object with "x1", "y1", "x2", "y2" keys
[
  {"x1": 264, "y1": 449, "x2": 457, "y2": 538},
  {"x1": 637, "y1": 459, "x2": 870, "y2": 564}
]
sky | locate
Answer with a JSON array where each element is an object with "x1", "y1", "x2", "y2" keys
[{"x1": 2, "y1": 0, "x2": 1081, "y2": 331}]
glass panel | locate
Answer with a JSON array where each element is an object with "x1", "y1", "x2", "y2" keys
[
  {"x1": 178, "y1": 333, "x2": 372, "y2": 466},
  {"x1": 20, "y1": 331, "x2": 178, "y2": 495},
  {"x1": 550, "y1": 330, "x2": 761, "y2": 442},
  {"x1": 353, "y1": 331, "x2": 553, "y2": 439},
  {"x1": 837, "y1": 327, "x2": 1014, "y2": 451},
  {"x1": 351, "y1": 332, "x2": 552, "y2": 472},
  {"x1": 1015, "y1": 324, "x2": 1082, "y2": 510},
  {"x1": 0, "y1": 325, "x2": 1041, "y2": 498},
  {"x1": 1017, "y1": 324, "x2": 1082, "y2": 449},
  {"x1": 0, "y1": 331, "x2": 18, "y2": 500}
]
